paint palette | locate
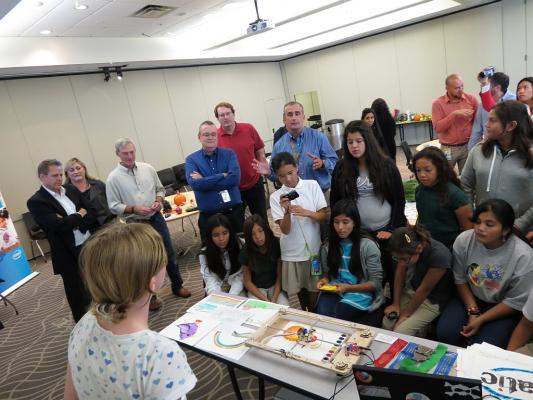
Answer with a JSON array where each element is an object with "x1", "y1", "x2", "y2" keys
[{"x1": 246, "y1": 308, "x2": 375, "y2": 375}]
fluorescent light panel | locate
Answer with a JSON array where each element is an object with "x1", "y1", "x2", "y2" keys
[
  {"x1": 226, "y1": 0, "x2": 425, "y2": 50},
  {"x1": 167, "y1": 0, "x2": 345, "y2": 49},
  {"x1": 0, "y1": 0, "x2": 62, "y2": 36},
  {"x1": 274, "y1": 0, "x2": 460, "y2": 53}
]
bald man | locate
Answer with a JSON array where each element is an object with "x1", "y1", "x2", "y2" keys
[{"x1": 432, "y1": 74, "x2": 478, "y2": 173}]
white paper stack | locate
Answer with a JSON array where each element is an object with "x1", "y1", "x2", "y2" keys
[{"x1": 457, "y1": 342, "x2": 533, "y2": 399}]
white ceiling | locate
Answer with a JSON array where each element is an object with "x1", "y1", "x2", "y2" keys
[{"x1": 0, "y1": 0, "x2": 493, "y2": 77}]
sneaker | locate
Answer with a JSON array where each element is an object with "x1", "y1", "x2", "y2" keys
[
  {"x1": 173, "y1": 287, "x2": 191, "y2": 298},
  {"x1": 149, "y1": 295, "x2": 163, "y2": 311}
]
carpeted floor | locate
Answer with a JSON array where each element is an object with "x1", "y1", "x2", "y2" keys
[{"x1": 0, "y1": 149, "x2": 414, "y2": 400}]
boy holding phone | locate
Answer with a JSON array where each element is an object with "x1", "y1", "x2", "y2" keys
[{"x1": 269, "y1": 152, "x2": 328, "y2": 312}]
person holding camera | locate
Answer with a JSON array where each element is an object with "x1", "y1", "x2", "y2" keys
[
  {"x1": 432, "y1": 74, "x2": 479, "y2": 173},
  {"x1": 269, "y1": 152, "x2": 328, "y2": 312},
  {"x1": 468, "y1": 70, "x2": 515, "y2": 150}
]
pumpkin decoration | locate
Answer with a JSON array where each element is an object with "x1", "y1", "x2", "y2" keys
[{"x1": 174, "y1": 193, "x2": 186, "y2": 206}]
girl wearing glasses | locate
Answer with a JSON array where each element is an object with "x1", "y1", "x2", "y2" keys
[{"x1": 382, "y1": 225, "x2": 453, "y2": 335}]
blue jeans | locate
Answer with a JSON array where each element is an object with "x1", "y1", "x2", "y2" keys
[
  {"x1": 315, "y1": 292, "x2": 384, "y2": 327},
  {"x1": 149, "y1": 212, "x2": 183, "y2": 291},
  {"x1": 436, "y1": 296, "x2": 521, "y2": 348}
]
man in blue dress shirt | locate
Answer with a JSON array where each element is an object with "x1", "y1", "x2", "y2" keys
[
  {"x1": 253, "y1": 101, "x2": 338, "y2": 193},
  {"x1": 185, "y1": 120, "x2": 242, "y2": 241}
]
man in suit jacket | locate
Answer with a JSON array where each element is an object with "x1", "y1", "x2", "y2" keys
[{"x1": 27, "y1": 159, "x2": 97, "y2": 322}]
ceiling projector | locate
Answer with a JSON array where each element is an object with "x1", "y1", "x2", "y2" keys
[{"x1": 247, "y1": 19, "x2": 275, "y2": 35}]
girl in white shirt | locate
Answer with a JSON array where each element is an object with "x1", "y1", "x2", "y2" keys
[
  {"x1": 64, "y1": 222, "x2": 196, "y2": 400},
  {"x1": 199, "y1": 213, "x2": 244, "y2": 295}
]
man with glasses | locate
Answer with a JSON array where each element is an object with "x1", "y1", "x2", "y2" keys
[
  {"x1": 252, "y1": 101, "x2": 338, "y2": 194},
  {"x1": 215, "y1": 102, "x2": 268, "y2": 223},
  {"x1": 185, "y1": 121, "x2": 242, "y2": 241}
]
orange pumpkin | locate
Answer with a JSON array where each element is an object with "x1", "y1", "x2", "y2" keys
[{"x1": 174, "y1": 193, "x2": 186, "y2": 206}]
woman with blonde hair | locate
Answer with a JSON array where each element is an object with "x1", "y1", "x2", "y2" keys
[
  {"x1": 64, "y1": 223, "x2": 196, "y2": 400},
  {"x1": 64, "y1": 157, "x2": 114, "y2": 227}
]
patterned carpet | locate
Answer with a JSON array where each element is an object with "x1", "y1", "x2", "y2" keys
[{"x1": 0, "y1": 214, "x2": 289, "y2": 400}]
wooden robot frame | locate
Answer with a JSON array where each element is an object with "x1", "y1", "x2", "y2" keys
[{"x1": 246, "y1": 308, "x2": 375, "y2": 375}]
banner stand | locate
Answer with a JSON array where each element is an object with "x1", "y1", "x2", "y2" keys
[{"x1": 0, "y1": 191, "x2": 36, "y2": 298}]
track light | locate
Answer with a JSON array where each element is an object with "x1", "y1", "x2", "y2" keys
[
  {"x1": 116, "y1": 67, "x2": 123, "y2": 81},
  {"x1": 103, "y1": 67, "x2": 110, "y2": 82}
]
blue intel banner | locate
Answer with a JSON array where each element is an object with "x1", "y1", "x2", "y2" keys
[{"x1": 0, "y1": 191, "x2": 36, "y2": 295}]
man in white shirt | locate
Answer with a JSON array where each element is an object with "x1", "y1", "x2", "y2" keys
[
  {"x1": 106, "y1": 138, "x2": 191, "y2": 304},
  {"x1": 27, "y1": 159, "x2": 97, "y2": 322}
]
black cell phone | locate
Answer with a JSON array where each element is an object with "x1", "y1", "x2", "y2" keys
[
  {"x1": 282, "y1": 190, "x2": 299, "y2": 201},
  {"x1": 387, "y1": 311, "x2": 399, "y2": 320}
]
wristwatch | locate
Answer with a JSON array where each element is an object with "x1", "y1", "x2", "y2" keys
[{"x1": 467, "y1": 307, "x2": 481, "y2": 316}]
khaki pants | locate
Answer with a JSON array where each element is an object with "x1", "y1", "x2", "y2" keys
[
  {"x1": 382, "y1": 287, "x2": 440, "y2": 336},
  {"x1": 440, "y1": 144, "x2": 468, "y2": 174},
  {"x1": 516, "y1": 342, "x2": 533, "y2": 357}
]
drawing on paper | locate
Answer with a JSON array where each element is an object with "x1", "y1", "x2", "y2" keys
[
  {"x1": 160, "y1": 312, "x2": 220, "y2": 346},
  {"x1": 188, "y1": 293, "x2": 245, "y2": 314},
  {"x1": 197, "y1": 325, "x2": 255, "y2": 361}
]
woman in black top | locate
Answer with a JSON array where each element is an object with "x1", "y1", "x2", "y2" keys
[
  {"x1": 64, "y1": 157, "x2": 114, "y2": 228},
  {"x1": 361, "y1": 108, "x2": 389, "y2": 157},
  {"x1": 330, "y1": 120, "x2": 406, "y2": 298},
  {"x1": 371, "y1": 98, "x2": 397, "y2": 161}
]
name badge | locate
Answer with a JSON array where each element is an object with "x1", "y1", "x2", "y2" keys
[{"x1": 220, "y1": 190, "x2": 231, "y2": 203}]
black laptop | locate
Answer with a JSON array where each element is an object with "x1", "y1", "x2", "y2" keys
[{"x1": 353, "y1": 365, "x2": 482, "y2": 400}]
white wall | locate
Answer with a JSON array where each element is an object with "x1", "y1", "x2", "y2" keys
[
  {"x1": 0, "y1": 62, "x2": 285, "y2": 256},
  {"x1": 281, "y1": 1, "x2": 532, "y2": 140}
]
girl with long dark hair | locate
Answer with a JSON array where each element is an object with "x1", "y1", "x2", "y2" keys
[
  {"x1": 315, "y1": 199, "x2": 384, "y2": 325},
  {"x1": 461, "y1": 100, "x2": 533, "y2": 234},
  {"x1": 330, "y1": 120, "x2": 406, "y2": 297},
  {"x1": 437, "y1": 199, "x2": 533, "y2": 348},
  {"x1": 361, "y1": 108, "x2": 389, "y2": 156},
  {"x1": 199, "y1": 213, "x2": 243, "y2": 295},
  {"x1": 240, "y1": 214, "x2": 289, "y2": 305},
  {"x1": 371, "y1": 98, "x2": 397, "y2": 160},
  {"x1": 413, "y1": 146, "x2": 472, "y2": 248}
]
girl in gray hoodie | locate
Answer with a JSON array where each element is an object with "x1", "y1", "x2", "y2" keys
[{"x1": 461, "y1": 100, "x2": 533, "y2": 233}]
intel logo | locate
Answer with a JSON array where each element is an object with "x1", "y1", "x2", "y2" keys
[{"x1": 12, "y1": 249, "x2": 22, "y2": 260}]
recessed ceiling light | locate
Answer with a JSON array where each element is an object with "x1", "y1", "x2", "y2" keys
[
  {"x1": 35, "y1": 1, "x2": 44, "y2": 7},
  {"x1": 40, "y1": 29, "x2": 52, "y2": 35},
  {"x1": 74, "y1": 2, "x2": 88, "y2": 10}
]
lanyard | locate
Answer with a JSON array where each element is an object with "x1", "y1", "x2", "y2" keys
[{"x1": 289, "y1": 136, "x2": 301, "y2": 162}]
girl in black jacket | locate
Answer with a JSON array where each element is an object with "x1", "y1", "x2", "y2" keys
[{"x1": 330, "y1": 120, "x2": 406, "y2": 298}]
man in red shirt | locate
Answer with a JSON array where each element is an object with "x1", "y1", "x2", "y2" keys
[
  {"x1": 215, "y1": 102, "x2": 269, "y2": 223},
  {"x1": 432, "y1": 74, "x2": 479, "y2": 173}
]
